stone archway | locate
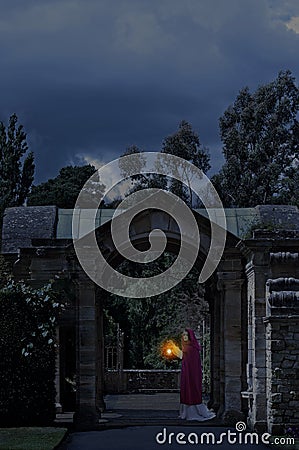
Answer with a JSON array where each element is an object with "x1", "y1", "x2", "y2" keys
[
  {"x1": 68, "y1": 208, "x2": 247, "y2": 428},
  {"x1": 3, "y1": 204, "x2": 299, "y2": 433}
]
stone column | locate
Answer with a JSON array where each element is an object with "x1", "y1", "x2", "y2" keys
[
  {"x1": 73, "y1": 272, "x2": 100, "y2": 429},
  {"x1": 208, "y1": 289, "x2": 221, "y2": 412},
  {"x1": 265, "y1": 274, "x2": 299, "y2": 435},
  {"x1": 95, "y1": 287, "x2": 106, "y2": 412},
  {"x1": 217, "y1": 254, "x2": 244, "y2": 421},
  {"x1": 207, "y1": 282, "x2": 221, "y2": 413},
  {"x1": 238, "y1": 241, "x2": 271, "y2": 433}
]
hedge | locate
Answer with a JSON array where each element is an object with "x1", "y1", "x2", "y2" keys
[{"x1": 0, "y1": 280, "x2": 64, "y2": 426}]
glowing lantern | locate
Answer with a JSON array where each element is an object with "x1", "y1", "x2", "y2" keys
[{"x1": 160, "y1": 340, "x2": 177, "y2": 360}]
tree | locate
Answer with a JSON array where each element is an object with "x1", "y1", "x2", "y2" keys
[
  {"x1": 115, "y1": 122, "x2": 210, "y2": 208},
  {"x1": 213, "y1": 70, "x2": 299, "y2": 207},
  {"x1": 0, "y1": 113, "x2": 34, "y2": 215},
  {"x1": 105, "y1": 253, "x2": 209, "y2": 369},
  {"x1": 116, "y1": 145, "x2": 167, "y2": 204},
  {"x1": 162, "y1": 120, "x2": 210, "y2": 172},
  {"x1": 28, "y1": 165, "x2": 99, "y2": 208},
  {"x1": 162, "y1": 120, "x2": 211, "y2": 206}
]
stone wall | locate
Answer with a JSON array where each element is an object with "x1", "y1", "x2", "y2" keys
[
  {"x1": 1, "y1": 206, "x2": 57, "y2": 253},
  {"x1": 265, "y1": 275, "x2": 299, "y2": 435}
]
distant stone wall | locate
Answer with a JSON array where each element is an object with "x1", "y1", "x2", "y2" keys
[
  {"x1": 265, "y1": 276, "x2": 299, "y2": 435},
  {"x1": 2, "y1": 206, "x2": 57, "y2": 253},
  {"x1": 104, "y1": 369, "x2": 180, "y2": 394}
]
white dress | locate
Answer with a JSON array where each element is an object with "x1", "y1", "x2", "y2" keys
[{"x1": 179, "y1": 403, "x2": 216, "y2": 421}]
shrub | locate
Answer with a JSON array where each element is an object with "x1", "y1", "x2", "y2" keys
[{"x1": 0, "y1": 280, "x2": 64, "y2": 425}]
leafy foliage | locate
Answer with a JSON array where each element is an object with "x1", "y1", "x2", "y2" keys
[
  {"x1": 214, "y1": 70, "x2": 299, "y2": 207},
  {"x1": 114, "y1": 122, "x2": 210, "y2": 207},
  {"x1": 0, "y1": 255, "x2": 13, "y2": 288},
  {"x1": 0, "y1": 280, "x2": 65, "y2": 425},
  {"x1": 162, "y1": 120, "x2": 211, "y2": 172},
  {"x1": 27, "y1": 165, "x2": 98, "y2": 208},
  {"x1": 114, "y1": 145, "x2": 167, "y2": 206},
  {"x1": 162, "y1": 120, "x2": 211, "y2": 206},
  {"x1": 0, "y1": 113, "x2": 34, "y2": 216},
  {"x1": 105, "y1": 253, "x2": 209, "y2": 370}
]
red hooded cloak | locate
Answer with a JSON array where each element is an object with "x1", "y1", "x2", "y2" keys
[{"x1": 180, "y1": 328, "x2": 202, "y2": 405}]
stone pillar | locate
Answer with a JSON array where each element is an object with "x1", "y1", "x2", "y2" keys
[
  {"x1": 265, "y1": 275, "x2": 299, "y2": 435},
  {"x1": 95, "y1": 287, "x2": 106, "y2": 412},
  {"x1": 207, "y1": 282, "x2": 221, "y2": 413},
  {"x1": 205, "y1": 283, "x2": 221, "y2": 413},
  {"x1": 239, "y1": 241, "x2": 271, "y2": 433},
  {"x1": 217, "y1": 254, "x2": 244, "y2": 421},
  {"x1": 73, "y1": 272, "x2": 100, "y2": 429}
]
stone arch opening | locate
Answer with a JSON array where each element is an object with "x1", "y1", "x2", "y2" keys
[
  {"x1": 79, "y1": 208, "x2": 247, "y2": 425},
  {"x1": 101, "y1": 247, "x2": 215, "y2": 407}
]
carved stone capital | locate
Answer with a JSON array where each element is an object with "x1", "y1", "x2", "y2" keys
[
  {"x1": 266, "y1": 278, "x2": 299, "y2": 292},
  {"x1": 268, "y1": 291, "x2": 299, "y2": 307}
]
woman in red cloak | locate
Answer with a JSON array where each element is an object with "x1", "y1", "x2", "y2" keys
[{"x1": 173, "y1": 328, "x2": 216, "y2": 421}]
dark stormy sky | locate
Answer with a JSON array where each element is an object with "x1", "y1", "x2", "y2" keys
[{"x1": 1, "y1": 0, "x2": 299, "y2": 183}]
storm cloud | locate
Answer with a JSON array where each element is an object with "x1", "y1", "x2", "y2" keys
[{"x1": 1, "y1": 0, "x2": 299, "y2": 182}]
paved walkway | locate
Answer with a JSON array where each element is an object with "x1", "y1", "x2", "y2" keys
[
  {"x1": 57, "y1": 394, "x2": 271, "y2": 449},
  {"x1": 63, "y1": 426, "x2": 270, "y2": 449},
  {"x1": 56, "y1": 393, "x2": 221, "y2": 427},
  {"x1": 105, "y1": 392, "x2": 180, "y2": 410}
]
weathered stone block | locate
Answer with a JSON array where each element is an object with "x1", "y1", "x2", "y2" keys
[
  {"x1": 289, "y1": 400, "x2": 299, "y2": 407},
  {"x1": 79, "y1": 351, "x2": 97, "y2": 365},
  {"x1": 285, "y1": 355, "x2": 297, "y2": 361},
  {"x1": 78, "y1": 307, "x2": 96, "y2": 320},
  {"x1": 271, "y1": 393, "x2": 282, "y2": 403},
  {"x1": 272, "y1": 331, "x2": 284, "y2": 340},
  {"x1": 282, "y1": 359, "x2": 294, "y2": 369},
  {"x1": 272, "y1": 353, "x2": 284, "y2": 363},
  {"x1": 79, "y1": 329, "x2": 96, "y2": 347},
  {"x1": 282, "y1": 393, "x2": 291, "y2": 402},
  {"x1": 79, "y1": 364, "x2": 96, "y2": 377},
  {"x1": 277, "y1": 385, "x2": 289, "y2": 393},
  {"x1": 272, "y1": 416, "x2": 283, "y2": 423},
  {"x1": 284, "y1": 333, "x2": 295, "y2": 340},
  {"x1": 272, "y1": 340, "x2": 285, "y2": 351}
]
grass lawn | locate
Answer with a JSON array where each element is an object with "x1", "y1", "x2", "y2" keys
[{"x1": 0, "y1": 427, "x2": 67, "y2": 450}]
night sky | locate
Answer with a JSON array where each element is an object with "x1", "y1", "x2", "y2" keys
[{"x1": 1, "y1": 0, "x2": 299, "y2": 183}]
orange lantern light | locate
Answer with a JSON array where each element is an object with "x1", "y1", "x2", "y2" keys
[{"x1": 160, "y1": 339, "x2": 177, "y2": 360}]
